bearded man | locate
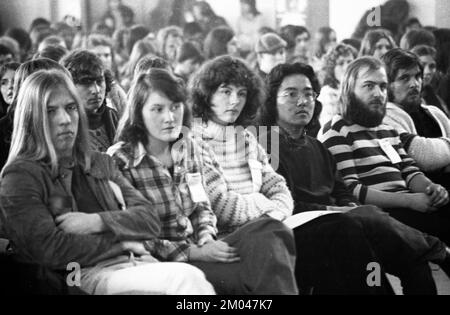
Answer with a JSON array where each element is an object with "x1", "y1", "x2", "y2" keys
[
  {"x1": 382, "y1": 48, "x2": 450, "y2": 189},
  {"x1": 319, "y1": 56, "x2": 450, "y2": 246}
]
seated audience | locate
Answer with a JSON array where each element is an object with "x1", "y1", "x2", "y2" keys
[
  {"x1": 358, "y1": 29, "x2": 397, "y2": 59},
  {"x1": 61, "y1": 50, "x2": 118, "y2": 152},
  {"x1": 382, "y1": 48, "x2": 450, "y2": 190},
  {"x1": 0, "y1": 68, "x2": 214, "y2": 295},
  {"x1": 259, "y1": 62, "x2": 450, "y2": 293},
  {"x1": 109, "y1": 68, "x2": 298, "y2": 295},
  {"x1": 319, "y1": 57, "x2": 450, "y2": 245},
  {"x1": 189, "y1": 55, "x2": 395, "y2": 294},
  {"x1": 318, "y1": 43, "x2": 358, "y2": 127},
  {"x1": 254, "y1": 32, "x2": 287, "y2": 81}
]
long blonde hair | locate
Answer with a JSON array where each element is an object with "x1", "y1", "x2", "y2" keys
[{"x1": 4, "y1": 69, "x2": 91, "y2": 177}]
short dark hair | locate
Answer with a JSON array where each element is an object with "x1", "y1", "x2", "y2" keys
[
  {"x1": 134, "y1": 54, "x2": 171, "y2": 78},
  {"x1": 280, "y1": 25, "x2": 310, "y2": 50},
  {"x1": 259, "y1": 63, "x2": 321, "y2": 130},
  {"x1": 60, "y1": 49, "x2": 111, "y2": 92},
  {"x1": 5, "y1": 28, "x2": 32, "y2": 54},
  {"x1": 33, "y1": 44, "x2": 68, "y2": 62},
  {"x1": 400, "y1": 29, "x2": 436, "y2": 50},
  {"x1": 176, "y1": 41, "x2": 204, "y2": 64},
  {"x1": 411, "y1": 45, "x2": 437, "y2": 60},
  {"x1": 0, "y1": 44, "x2": 13, "y2": 57},
  {"x1": 203, "y1": 26, "x2": 235, "y2": 60},
  {"x1": 189, "y1": 55, "x2": 264, "y2": 126},
  {"x1": 116, "y1": 69, "x2": 190, "y2": 146},
  {"x1": 382, "y1": 48, "x2": 424, "y2": 84}
]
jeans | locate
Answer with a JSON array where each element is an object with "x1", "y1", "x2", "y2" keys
[{"x1": 81, "y1": 255, "x2": 215, "y2": 295}]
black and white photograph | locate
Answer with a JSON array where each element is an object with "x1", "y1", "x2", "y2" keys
[{"x1": 0, "y1": 0, "x2": 449, "y2": 299}]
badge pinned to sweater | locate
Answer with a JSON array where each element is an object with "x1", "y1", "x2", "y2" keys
[
  {"x1": 186, "y1": 173, "x2": 208, "y2": 203},
  {"x1": 378, "y1": 139, "x2": 402, "y2": 164}
]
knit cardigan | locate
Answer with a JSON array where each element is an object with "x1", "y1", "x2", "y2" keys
[
  {"x1": 192, "y1": 120, "x2": 294, "y2": 235},
  {"x1": 383, "y1": 102, "x2": 450, "y2": 171}
]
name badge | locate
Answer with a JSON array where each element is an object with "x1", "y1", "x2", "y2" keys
[
  {"x1": 379, "y1": 139, "x2": 402, "y2": 164},
  {"x1": 186, "y1": 173, "x2": 209, "y2": 203}
]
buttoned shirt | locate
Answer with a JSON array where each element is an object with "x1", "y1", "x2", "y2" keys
[{"x1": 108, "y1": 136, "x2": 217, "y2": 262}]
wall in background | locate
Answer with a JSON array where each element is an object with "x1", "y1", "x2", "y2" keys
[{"x1": 0, "y1": 0, "x2": 449, "y2": 39}]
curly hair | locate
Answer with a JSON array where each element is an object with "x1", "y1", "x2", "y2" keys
[
  {"x1": 322, "y1": 43, "x2": 358, "y2": 89},
  {"x1": 259, "y1": 62, "x2": 322, "y2": 131},
  {"x1": 189, "y1": 55, "x2": 264, "y2": 127}
]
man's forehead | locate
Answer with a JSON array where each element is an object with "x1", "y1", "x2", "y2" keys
[
  {"x1": 395, "y1": 66, "x2": 421, "y2": 78},
  {"x1": 357, "y1": 66, "x2": 387, "y2": 83}
]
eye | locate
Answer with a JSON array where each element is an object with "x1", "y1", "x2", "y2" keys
[
  {"x1": 304, "y1": 91, "x2": 314, "y2": 98},
  {"x1": 221, "y1": 89, "x2": 231, "y2": 96},
  {"x1": 172, "y1": 103, "x2": 182, "y2": 110},
  {"x1": 364, "y1": 83, "x2": 374, "y2": 89},
  {"x1": 288, "y1": 91, "x2": 299, "y2": 98},
  {"x1": 67, "y1": 104, "x2": 78, "y2": 111},
  {"x1": 238, "y1": 91, "x2": 248, "y2": 98}
]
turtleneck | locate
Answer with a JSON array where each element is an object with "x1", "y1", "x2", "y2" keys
[{"x1": 193, "y1": 119, "x2": 255, "y2": 195}]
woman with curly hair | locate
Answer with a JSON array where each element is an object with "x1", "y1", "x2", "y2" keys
[
  {"x1": 318, "y1": 43, "x2": 358, "y2": 127},
  {"x1": 109, "y1": 67, "x2": 298, "y2": 294}
]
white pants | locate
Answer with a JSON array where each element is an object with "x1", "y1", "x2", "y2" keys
[{"x1": 80, "y1": 255, "x2": 215, "y2": 295}]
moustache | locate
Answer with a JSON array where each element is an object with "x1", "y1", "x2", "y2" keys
[{"x1": 408, "y1": 89, "x2": 421, "y2": 97}]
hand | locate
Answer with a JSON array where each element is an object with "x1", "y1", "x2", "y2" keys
[
  {"x1": 189, "y1": 240, "x2": 240, "y2": 263},
  {"x1": 406, "y1": 193, "x2": 437, "y2": 213},
  {"x1": 121, "y1": 241, "x2": 151, "y2": 256},
  {"x1": 426, "y1": 183, "x2": 449, "y2": 208},
  {"x1": 55, "y1": 213, "x2": 103, "y2": 234},
  {"x1": 197, "y1": 234, "x2": 215, "y2": 247}
]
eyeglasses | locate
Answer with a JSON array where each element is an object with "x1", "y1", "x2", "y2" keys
[{"x1": 277, "y1": 90, "x2": 317, "y2": 105}]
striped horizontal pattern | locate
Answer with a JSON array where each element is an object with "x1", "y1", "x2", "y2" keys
[{"x1": 319, "y1": 115, "x2": 423, "y2": 203}]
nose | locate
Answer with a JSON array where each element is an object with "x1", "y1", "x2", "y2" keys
[
  {"x1": 56, "y1": 108, "x2": 71, "y2": 125},
  {"x1": 372, "y1": 85, "x2": 384, "y2": 98},
  {"x1": 229, "y1": 92, "x2": 239, "y2": 105},
  {"x1": 90, "y1": 82, "x2": 101, "y2": 95},
  {"x1": 164, "y1": 108, "x2": 175, "y2": 122}
]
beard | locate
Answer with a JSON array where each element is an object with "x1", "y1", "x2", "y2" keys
[
  {"x1": 396, "y1": 89, "x2": 422, "y2": 114},
  {"x1": 346, "y1": 93, "x2": 387, "y2": 128}
]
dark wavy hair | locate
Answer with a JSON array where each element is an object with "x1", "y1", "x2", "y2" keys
[
  {"x1": 259, "y1": 63, "x2": 321, "y2": 132},
  {"x1": 116, "y1": 68, "x2": 191, "y2": 146},
  {"x1": 60, "y1": 49, "x2": 112, "y2": 94},
  {"x1": 189, "y1": 55, "x2": 264, "y2": 127}
]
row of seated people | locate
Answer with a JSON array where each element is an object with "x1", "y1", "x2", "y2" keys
[{"x1": 0, "y1": 51, "x2": 450, "y2": 295}]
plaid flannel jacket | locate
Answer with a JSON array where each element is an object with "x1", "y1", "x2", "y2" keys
[{"x1": 108, "y1": 136, "x2": 218, "y2": 262}]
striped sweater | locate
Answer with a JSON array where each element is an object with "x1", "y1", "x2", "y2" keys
[
  {"x1": 318, "y1": 115, "x2": 423, "y2": 203},
  {"x1": 193, "y1": 120, "x2": 294, "y2": 235}
]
